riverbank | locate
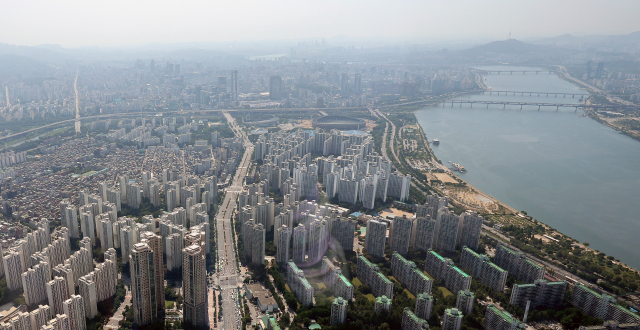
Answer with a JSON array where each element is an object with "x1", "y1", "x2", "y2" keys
[{"x1": 409, "y1": 68, "x2": 640, "y2": 305}]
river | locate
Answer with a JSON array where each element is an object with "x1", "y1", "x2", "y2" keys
[{"x1": 415, "y1": 65, "x2": 640, "y2": 270}]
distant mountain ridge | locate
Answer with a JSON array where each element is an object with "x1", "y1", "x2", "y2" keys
[
  {"x1": 0, "y1": 43, "x2": 70, "y2": 63},
  {"x1": 531, "y1": 31, "x2": 640, "y2": 52},
  {"x1": 461, "y1": 39, "x2": 563, "y2": 54}
]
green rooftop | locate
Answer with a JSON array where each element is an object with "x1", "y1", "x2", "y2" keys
[
  {"x1": 429, "y1": 250, "x2": 444, "y2": 261},
  {"x1": 338, "y1": 274, "x2": 352, "y2": 288},
  {"x1": 404, "y1": 308, "x2": 425, "y2": 323},
  {"x1": 358, "y1": 255, "x2": 374, "y2": 267},
  {"x1": 462, "y1": 246, "x2": 482, "y2": 258},
  {"x1": 485, "y1": 261, "x2": 507, "y2": 273},
  {"x1": 524, "y1": 259, "x2": 544, "y2": 269},
  {"x1": 450, "y1": 266, "x2": 470, "y2": 277},
  {"x1": 413, "y1": 268, "x2": 432, "y2": 282},
  {"x1": 576, "y1": 283, "x2": 602, "y2": 298},
  {"x1": 488, "y1": 304, "x2": 520, "y2": 323},
  {"x1": 377, "y1": 272, "x2": 393, "y2": 284}
]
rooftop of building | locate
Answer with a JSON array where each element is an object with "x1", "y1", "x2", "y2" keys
[
  {"x1": 428, "y1": 250, "x2": 444, "y2": 261},
  {"x1": 450, "y1": 266, "x2": 470, "y2": 278},
  {"x1": 487, "y1": 304, "x2": 520, "y2": 323},
  {"x1": 484, "y1": 261, "x2": 507, "y2": 273},
  {"x1": 338, "y1": 274, "x2": 353, "y2": 288}
]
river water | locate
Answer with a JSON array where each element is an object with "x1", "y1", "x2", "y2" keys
[{"x1": 415, "y1": 66, "x2": 640, "y2": 270}]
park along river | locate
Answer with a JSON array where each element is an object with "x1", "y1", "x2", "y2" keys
[{"x1": 415, "y1": 65, "x2": 640, "y2": 270}]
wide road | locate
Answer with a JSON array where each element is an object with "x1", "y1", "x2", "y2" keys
[{"x1": 213, "y1": 112, "x2": 253, "y2": 330}]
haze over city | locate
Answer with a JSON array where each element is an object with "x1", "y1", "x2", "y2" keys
[
  {"x1": 1, "y1": 2, "x2": 640, "y2": 330},
  {"x1": 2, "y1": 0, "x2": 640, "y2": 47}
]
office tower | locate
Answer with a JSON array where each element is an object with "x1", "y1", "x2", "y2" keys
[
  {"x1": 338, "y1": 178, "x2": 358, "y2": 205},
  {"x1": 510, "y1": 279, "x2": 567, "y2": 310},
  {"x1": 330, "y1": 217, "x2": 356, "y2": 252},
  {"x1": 460, "y1": 247, "x2": 508, "y2": 292},
  {"x1": 307, "y1": 220, "x2": 327, "y2": 263},
  {"x1": 364, "y1": 219, "x2": 387, "y2": 258},
  {"x1": 21, "y1": 260, "x2": 51, "y2": 305},
  {"x1": 78, "y1": 275, "x2": 98, "y2": 319},
  {"x1": 126, "y1": 182, "x2": 141, "y2": 209},
  {"x1": 456, "y1": 290, "x2": 475, "y2": 315},
  {"x1": 435, "y1": 207, "x2": 460, "y2": 252},
  {"x1": 140, "y1": 232, "x2": 165, "y2": 317},
  {"x1": 276, "y1": 225, "x2": 291, "y2": 265},
  {"x1": 130, "y1": 243, "x2": 157, "y2": 326},
  {"x1": 442, "y1": 308, "x2": 463, "y2": 330},
  {"x1": 330, "y1": 297, "x2": 348, "y2": 326},
  {"x1": 484, "y1": 304, "x2": 526, "y2": 330},
  {"x1": 415, "y1": 293, "x2": 434, "y2": 320},
  {"x1": 231, "y1": 70, "x2": 238, "y2": 102},
  {"x1": 494, "y1": 245, "x2": 545, "y2": 284},
  {"x1": 387, "y1": 172, "x2": 410, "y2": 202},
  {"x1": 286, "y1": 262, "x2": 314, "y2": 307},
  {"x1": 390, "y1": 252, "x2": 432, "y2": 296},
  {"x1": 269, "y1": 76, "x2": 283, "y2": 100},
  {"x1": 4, "y1": 251, "x2": 22, "y2": 291},
  {"x1": 458, "y1": 211, "x2": 483, "y2": 251},
  {"x1": 46, "y1": 276, "x2": 70, "y2": 315},
  {"x1": 63, "y1": 295, "x2": 86, "y2": 330},
  {"x1": 402, "y1": 308, "x2": 430, "y2": 330},
  {"x1": 354, "y1": 73, "x2": 362, "y2": 94},
  {"x1": 293, "y1": 224, "x2": 307, "y2": 263},
  {"x1": 375, "y1": 295, "x2": 392, "y2": 314},
  {"x1": 183, "y1": 244, "x2": 207, "y2": 328},
  {"x1": 252, "y1": 224, "x2": 266, "y2": 266},
  {"x1": 389, "y1": 215, "x2": 412, "y2": 255},
  {"x1": 357, "y1": 255, "x2": 394, "y2": 299},
  {"x1": 411, "y1": 216, "x2": 436, "y2": 252},
  {"x1": 30, "y1": 304, "x2": 53, "y2": 330},
  {"x1": 341, "y1": 73, "x2": 349, "y2": 95}
]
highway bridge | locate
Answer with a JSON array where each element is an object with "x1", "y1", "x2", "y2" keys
[
  {"x1": 444, "y1": 100, "x2": 638, "y2": 111},
  {"x1": 474, "y1": 70, "x2": 555, "y2": 75},
  {"x1": 479, "y1": 90, "x2": 590, "y2": 98}
]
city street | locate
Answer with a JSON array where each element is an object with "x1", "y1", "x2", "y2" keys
[{"x1": 212, "y1": 112, "x2": 254, "y2": 330}]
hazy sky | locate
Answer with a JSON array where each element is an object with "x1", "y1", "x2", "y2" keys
[{"x1": 1, "y1": 0, "x2": 640, "y2": 47}]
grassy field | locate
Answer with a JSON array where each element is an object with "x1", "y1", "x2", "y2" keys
[
  {"x1": 352, "y1": 277, "x2": 363, "y2": 288},
  {"x1": 438, "y1": 287, "x2": 453, "y2": 298},
  {"x1": 365, "y1": 294, "x2": 376, "y2": 303},
  {"x1": 403, "y1": 289, "x2": 415, "y2": 300}
]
